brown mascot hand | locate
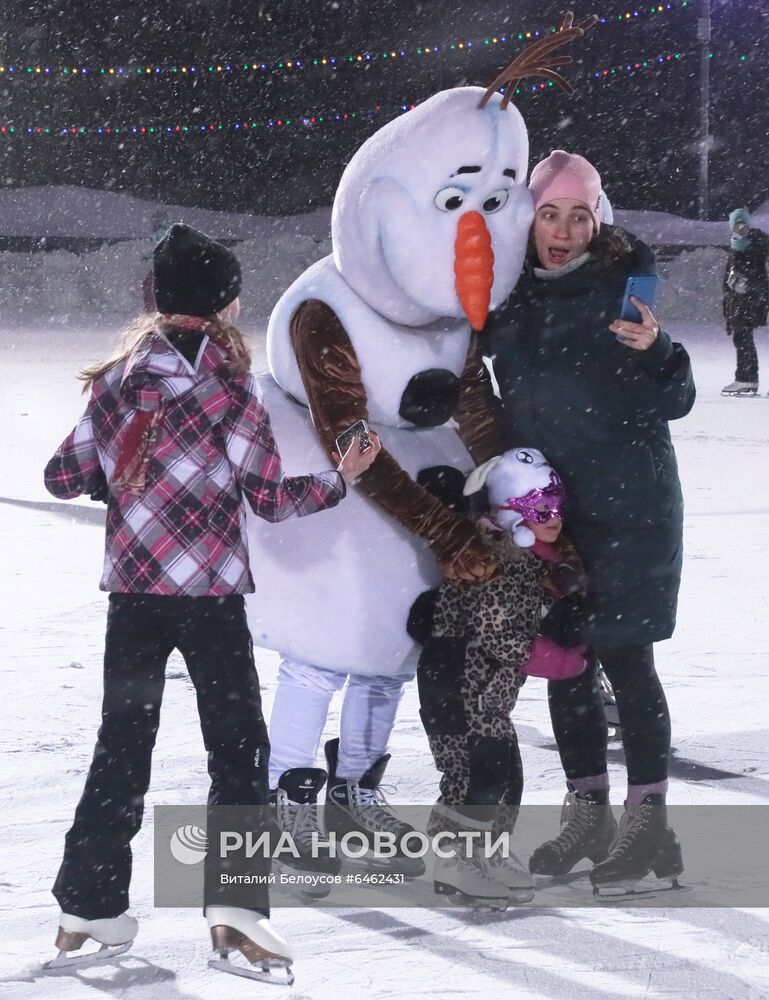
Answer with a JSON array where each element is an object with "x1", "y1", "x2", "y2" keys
[{"x1": 439, "y1": 531, "x2": 500, "y2": 583}]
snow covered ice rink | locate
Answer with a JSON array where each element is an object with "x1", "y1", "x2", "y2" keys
[{"x1": 1, "y1": 312, "x2": 768, "y2": 999}]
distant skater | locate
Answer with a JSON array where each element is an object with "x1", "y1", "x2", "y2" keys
[{"x1": 721, "y1": 207, "x2": 769, "y2": 397}]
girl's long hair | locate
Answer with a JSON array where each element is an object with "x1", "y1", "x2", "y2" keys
[{"x1": 78, "y1": 312, "x2": 252, "y2": 392}]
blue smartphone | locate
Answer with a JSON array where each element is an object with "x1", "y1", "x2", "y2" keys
[{"x1": 619, "y1": 275, "x2": 659, "y2": 324}]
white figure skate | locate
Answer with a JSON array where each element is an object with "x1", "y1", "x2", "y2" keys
[
  {"x1": 39, "y1": 911, "x2": 137, "y2": 972},
  {"x1": 721, "y1": 380, "x2": 758, "y2": 397},
  {"x1": 433, "y1": 851, "x2": 509, "y2": 910},
  {"x1": 483, "y1": 847, "x2": 535, "y2": 903},
  {"x1": 207, "y1": 906, "x2": 295, "y2": 985}
]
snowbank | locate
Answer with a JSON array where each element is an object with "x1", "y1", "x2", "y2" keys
[
  {"x1": 0, "y1": 232, "x2": 728, "y2": 325},
  {"x1": 0, "y1": 186, "x2": 736, "y2": 323},
  {"x1": 0, "y1": 230, "x2": 332, "y2": 319},
  {"x1": 657, "y1": 246, "x2": 728, "y2": 326},
  {"x1": 0, "y1": 185, "x2": 332, "y2": 241}
]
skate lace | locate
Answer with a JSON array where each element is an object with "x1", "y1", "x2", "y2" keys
[
  {"x1": 276, "y1": 794, "x2": 320, "y2": 850},
  {"x1": 486, "y1": 848, "x2": 526, "y2": 872},
  {"x1": 349, "y1": 783, "x2": 406, "y2": 834},
  {"x1": 290, "y1": 803, "x2": 321, "y2": 849},
  {"x1": 552, "y1": 798, "x2": 598, "y2": 855},
  {"x1": 458, "y1": 852, "x2": 504, "y2": 886},
  {"x1": 607, "y1": 807, "x2": 649, "y2": 857}
]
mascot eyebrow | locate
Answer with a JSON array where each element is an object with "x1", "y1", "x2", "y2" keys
[{"x1": 450, "y1": 167, "x2": 518, "y2": 178}]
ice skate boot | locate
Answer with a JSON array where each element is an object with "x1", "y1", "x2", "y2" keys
[
  {"x1": 589, "y1": 795, "x2": 684, "y2": 896},
  {"x1": 433, "y1": 849, "x2": 509, "y2": 909},
  {"x1": 40, "y1": 911, "x2": 138, "y2": 971},
  {"x1": 528, "y1": 787, "x2": 618, "y2": 876},
  {"x1": 207, "y1": 906, "x2": 294, "y2": 985},
  {"x1": 324, "y1": 738, "x2": 426, "y2": 878},
  {"x1": 721, "y1": 380, "x2": 758, "y2": 396},
  {"x1": 483, "y1": 845, "x2": 535, "y2": 903},
  {"x1": 269, "y1": 767, "x2": 340, "y2": 897}
]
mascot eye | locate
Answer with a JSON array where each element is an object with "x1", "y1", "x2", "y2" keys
[
  {"x1": 434, "y1": 187, "x2": 465, "y2": 212},
  {"x1": 482, "y1": 189, "x2": 510, "y2": 214},
  {"x1": 516, "y1": 449, "x2": 534, "y2": 464}
]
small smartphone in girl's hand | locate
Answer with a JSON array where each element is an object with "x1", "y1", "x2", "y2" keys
[
  {"x1": 619, "y1": 275, "x2": 659, "y2": 324},
  {"x1": 335, "y1": 419, "x2": 372, "y2": 456}
]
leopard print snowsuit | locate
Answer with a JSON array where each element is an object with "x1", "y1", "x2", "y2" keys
[{"x1": 416, "y1": 529, "x2": 581, "y2": 836}]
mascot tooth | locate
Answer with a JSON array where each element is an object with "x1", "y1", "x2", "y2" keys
[{"x1": 248, "y1": 20, "x2": 596, "y2": 811}]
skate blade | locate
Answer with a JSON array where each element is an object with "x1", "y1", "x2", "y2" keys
[
  {"x1": 347, "y1": 853, "x2": 426, "y2": 879},
  {"x1": 721, "y1": 390, "x2": 758, "y2": 397},
  {"x1": 37, "y1": 941, "x2": 133, "y2": 973},
  {"x1": 506, "y1": 886, "x2": 536, "y2": 905},
  {"x1": 532, "y1": 868, "x2": 591, "y2": 887},
  {"x1": 592, "y1": 876, "x2": 685, "y2": 899},
  {"x1": 446, "y1": 894, "x2": 508, "y2": 912},
  {"x1": 209, "y1": 953, "x2": 294, "y2": 985},
  {"x1": 434, "y1": 881, "x2": 508, "y2": 911},
  {"x1": 300, "y1": 884, "x2": 332, "y2": 899}
]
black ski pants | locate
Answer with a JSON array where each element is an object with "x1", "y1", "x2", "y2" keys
[
  {"x1": 731, "y1": 322, "x2": 759, "y2": 383},
  {"x1": 53, "y1": 593, "x2": 270, "y2": 920},
  {"x1": 547, "y1": 643, "x2": 671, "y2": 787}
]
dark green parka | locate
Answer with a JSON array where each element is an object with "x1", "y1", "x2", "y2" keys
[{"x1": 484, "y1": 229, "x2": 695, "y2": 647}]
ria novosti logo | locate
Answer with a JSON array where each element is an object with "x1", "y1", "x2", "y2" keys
[{"x1": 169, "y1": 824, "x2": 208, "y2": 865}]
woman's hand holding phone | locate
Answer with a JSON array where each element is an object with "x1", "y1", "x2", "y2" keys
[
  {"x1": 610, "y1": 296, "x2": 660, "y2": 351},
  {"x1": 333, "y1": 433, "x2": 381, "y2": 485}
]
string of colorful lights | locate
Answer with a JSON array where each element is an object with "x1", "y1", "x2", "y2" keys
[
  {"x1": 0, "y1": 2, "x2": 694, "y2": 81},
  {"x1": 4, "y1": 45, "x2": 741, "y2": 139}
]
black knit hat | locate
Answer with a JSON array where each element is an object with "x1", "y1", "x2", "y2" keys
[{"x1": 152, "y1": 223, "x2": 242, "y2": 316}]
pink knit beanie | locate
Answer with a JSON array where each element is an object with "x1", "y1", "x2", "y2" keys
[{"x1": 529, "y1": 150, "x2": 603, "y2": 231}]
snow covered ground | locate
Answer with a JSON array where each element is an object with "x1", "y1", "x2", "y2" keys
[{"x1": 1, "y1": 300, "x2": 768, "y2": 999}]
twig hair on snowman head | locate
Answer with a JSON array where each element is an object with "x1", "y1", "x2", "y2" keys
[
  {"x1": 464, "y1": 448, "x2": 567, "y2": 547},
  {"x1": 478, "y1": 10, "x2": 599, "y2": 111}
]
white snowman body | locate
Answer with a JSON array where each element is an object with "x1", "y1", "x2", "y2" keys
[{"x1": 246, "y1": 86, "x2": 534, "y2": 677}]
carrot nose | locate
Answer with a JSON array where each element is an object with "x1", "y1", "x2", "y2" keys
[{"x1": 454, "y1": 211, "x2": 495, "y2": 331}]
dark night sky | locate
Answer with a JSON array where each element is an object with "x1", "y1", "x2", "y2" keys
[{"x1": 0, "y1": 0, "x2": 766, "y2": 219}]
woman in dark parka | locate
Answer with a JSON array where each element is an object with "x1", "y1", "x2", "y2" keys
[{"x1": 484, "y1": 151, "x2": 696, "y2": 893}]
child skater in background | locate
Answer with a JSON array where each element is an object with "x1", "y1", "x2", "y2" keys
[
  {"x1": 414, "y1": 448, "x2": 587, "y2": 907},
  {"x1": 43, "y1": 223, "x2": 379, "y2": 982}
]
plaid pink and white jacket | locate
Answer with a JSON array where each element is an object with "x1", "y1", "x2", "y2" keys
[{"x1": 44, "y1": 333, "x2": 345, "y2": 596}]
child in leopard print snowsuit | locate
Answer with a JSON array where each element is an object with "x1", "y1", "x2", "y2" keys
[{"x1": 415, "y1": 449, "x2": 587, "y2": 841}]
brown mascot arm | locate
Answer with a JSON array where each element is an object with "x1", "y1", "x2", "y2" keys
[
  {"x1": 453, "y1": 336, "x2": 507, "y2": 464},
  {"x1": 545, "y1": 536, "x2": 588, "y2": 598},
  {"x1": 290, "y1": 299, "x2": 498, "y2": 581}
]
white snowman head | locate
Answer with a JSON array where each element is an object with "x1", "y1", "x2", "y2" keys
[
  {"x1": 331, "y1": 87, "x2": 534, "y2": 330},
  {"x1": 464, "y1": 447, "x2": 567, "y2": 547}
]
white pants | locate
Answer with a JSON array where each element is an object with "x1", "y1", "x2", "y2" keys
[{"x1": 268, "y1": 657, "x2": 408, "y2": 786}]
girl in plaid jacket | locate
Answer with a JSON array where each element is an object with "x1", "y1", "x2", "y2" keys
[{"x1": 43, "y1": 224, "x2": 379, "y2": 981}]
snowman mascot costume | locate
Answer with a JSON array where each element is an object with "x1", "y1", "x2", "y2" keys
[{"x1": 247, "y1": 18, "x2": 595, "y2": 884}]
